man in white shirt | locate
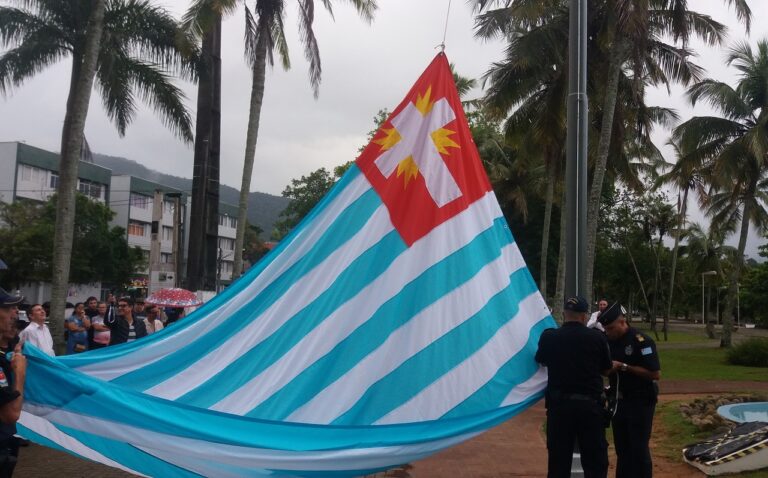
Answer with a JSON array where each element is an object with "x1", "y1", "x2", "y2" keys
[
  {"x1": 18, "y1": 304, "x2": 55, "y2": 356},
  {"x1": 587, "y1": 299, "x2": 608, "y2": 332}
]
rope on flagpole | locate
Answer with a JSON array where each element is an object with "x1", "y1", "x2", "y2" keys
[{"x1": 438, "y1": 0, "x2": 453, "y2": 51}]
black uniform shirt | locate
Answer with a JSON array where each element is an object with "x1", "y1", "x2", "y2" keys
[
  {"x1": 535, "y1": 322, "x2": 612, "y2": 397},
  {"x1": 0, "y1": 354, "x2": 19, "y2": 439},
  {"x1": 608, "y1": 327, "x2": 661, "y2": 400}
]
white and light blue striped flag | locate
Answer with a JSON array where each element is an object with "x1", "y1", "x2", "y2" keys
[{"x1": 19, "y1": 53, "x2": 556, "y2": 477}]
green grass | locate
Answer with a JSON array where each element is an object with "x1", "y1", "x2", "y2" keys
[
  {"x1": 631, "y1": 324, "x2": 715, "y2": 344},
  {"x1": 657, "y1": 401, "x2": 768, "y2": 478},
  {"x1": 659, "y1": 347, "x2": 768, "y2": 381}
]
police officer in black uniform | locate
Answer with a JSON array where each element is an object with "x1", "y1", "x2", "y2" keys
[
  {"x1": 599, "y1": 303, "x2": 661, "y2": 478},
  {"x1": 0, "y1": 289, "x2": 26, "y2": 478},
  {"x1": 536, "y1": 296, "x2": 613, "y2": 478}
]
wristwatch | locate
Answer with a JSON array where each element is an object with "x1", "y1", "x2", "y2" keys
[{"x1": 621, "y1": 363, "x2": 628, "y2": 372}]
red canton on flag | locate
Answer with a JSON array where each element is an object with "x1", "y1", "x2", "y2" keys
[{"x1": 355, "y1": 53, "x2": 492, "y2": 246}]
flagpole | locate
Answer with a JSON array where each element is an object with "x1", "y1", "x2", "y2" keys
[{"x1": 565, "y1": 0, "x2": 588, "y2": 298}]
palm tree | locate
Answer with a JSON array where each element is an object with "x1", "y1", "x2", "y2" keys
[
  {"x1": 230, "y1": 0, "x2": 376, "y2": 279},
  {"x1": 0, "y1": 0, "x2": 195, "y2": 345},
  {"x1": 674, "y1": 40, "x2": 768, "y2": 346},
  {"x1": 471, "y1": 0, "x2": 743, "y2": 303},
  {"x1": 653, "y1": 139, "x2": 708, "y2": 335},
  {"x1": 682, "y1": 222, "x2": 737, "y2": 339},
  {"x1": 476, "y1": 3, "x2": 568, "y2": 299},
  {"x1": 582, "y1": 0, "x2": 749, "y2": 304}
]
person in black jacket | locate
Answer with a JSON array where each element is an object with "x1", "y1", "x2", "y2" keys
[
  {"x1": 105, "y1": 297, "x2": 148, "y2": 345},
  {"x1": 536, "y1": 296, "x2": 614, "y2": 478},
  {"x1": 599, "y1": 303, "x2": 661, "y2": 478},
  {"x1": 0, "y1": 289, "x2": 26, "y2": 478}
]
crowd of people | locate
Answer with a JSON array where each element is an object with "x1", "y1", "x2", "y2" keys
[
  {"x1": 537, "y1": 296, "x2": 661, "y2": 478},
  {"x1": 14, "y1": 295, "x2": 187, "y2": 356}
]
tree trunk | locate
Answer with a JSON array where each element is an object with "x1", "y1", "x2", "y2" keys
[
  {"x1": 187, "y1": 16, "x2": 222, "y2": 291},
  {"x1": 664, "y1": 187, "x2": 688, "y2": 338},
  {"x1": 584, "y1": 39, "x2": 625, "y2": 305},
  {"x1": 538, "y1": 155, "x2": 556, "y2": 297},
  {"x1": 49, "y1": 0, "x2": 105, "y2": 351},
  {"x1": 705, "y1": 284, "x2": 714, "y2": 339},
  {"x1": 720, "y1": 187, "x2": 754, "y2": 347},
  {"x1": 553, "y1": 188, "x2": 567, "y2": 323},
  {"x1": 233, "y1": 36, "x2": 269, "y2": 280},
  {"x1": 625, "y1": 241, "x2": 652, "y2": 322},
  {"x1": 651, "y1": 233, "x2": 663, "y2": 339}
]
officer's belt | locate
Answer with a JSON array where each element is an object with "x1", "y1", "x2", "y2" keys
[{"x1": 551, "y1": 392, "x2": 600, "y2": 401}]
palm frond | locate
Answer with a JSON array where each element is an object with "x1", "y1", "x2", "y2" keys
[
  {"x1": 99, "y1": 54, "x2": 192, "y2": 142},
  {"x1": 0, "y1": 33, "x2": 67, "y2": 94},
  {"x1": 297, "y1": 0, "x2": 321, "y2": 97}
]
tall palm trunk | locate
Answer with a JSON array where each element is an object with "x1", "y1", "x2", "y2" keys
[
  {"x1": 651, "y1": 232, "x2": 664, "y2": 339},
  {"x1": 721, "y1": 186, "x2": 754, "y2": 347},
  {"x1": 585, "y1": 39, "x2": 625, "y2": 305},
  {"x1": 553, "y1": 188, "x2": 567, "y2": 323},
  {"x1": 49, "y1": 0, "x2": 106, "y2": 350},
  {"x1": 664, "y1": 187, "x2": 688, "y2": 338},
  {"x1": 187, "y1": 16, "x2": 222, "y2": 291},
  {"x1": 233, "y1": 36, "x2": 269, "y2": 280},
  {"x1": 538, "y1": 155, "x2": 557, "y2": 297}
]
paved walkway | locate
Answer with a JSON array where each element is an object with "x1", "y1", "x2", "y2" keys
[{"x1": 14, "y1": 380, "x2": 768, "y2": 477}]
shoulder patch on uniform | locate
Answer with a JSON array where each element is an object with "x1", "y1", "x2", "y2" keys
[
  {"x1": 636, "y1": 333, "x2": 645, "y2": 342},
  {"x1": 641, "y1": 346, "x2": 653, "y2": 356}
]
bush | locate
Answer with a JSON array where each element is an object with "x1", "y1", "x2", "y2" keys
[{"x1": 727, "y1": 338, "x2": 768, "y2": 367}]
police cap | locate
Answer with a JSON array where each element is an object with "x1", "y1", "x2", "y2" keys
[
  {"x1": 564, "y1": 296, "x2": 589, "y2": 313},
  {"x1": 598, "y1": 302, "x2": 626, "y2": 326}
]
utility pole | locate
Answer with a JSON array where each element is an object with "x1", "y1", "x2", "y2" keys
[
  {"x1": 148, "y1": 189, "x2": 163, "y2": 295},
  {"x1": 565, "y1": 0, "x2": 588, "y2": 298},
  {"x1": 164, "y1": 192, "x2": 184, "y2": 288}
]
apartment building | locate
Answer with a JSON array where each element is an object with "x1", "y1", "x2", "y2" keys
[
  {"x1": 109, "y1": 175, "x2": 186, "y2": 294},
  {"x1": 1, "y1": 141, "x2": 250, "y2": 295},
  {"x1": 0, "y1": 142, "x2": 110, "y2": 205}
]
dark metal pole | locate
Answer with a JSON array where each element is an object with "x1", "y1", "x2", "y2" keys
[{"x1": 565, "y1": 0, "x2": 588, "y2": 298}]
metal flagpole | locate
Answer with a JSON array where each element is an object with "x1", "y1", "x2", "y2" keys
[{"x1": 565, "y1": 0, "x2": 588, "y2": 298}]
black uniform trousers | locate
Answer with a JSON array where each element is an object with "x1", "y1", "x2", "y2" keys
[
  {"x1": 0, "y1": 437, "x2": 18, "y2": 478},
  {"x1": 546, "y1": 398, "x2": 608, "y2": 478},
  {"x1": 612, "y1": 399, "x2": 655, "y2": 478}
]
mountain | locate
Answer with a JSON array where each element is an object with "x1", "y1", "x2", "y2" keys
[{"x1": 92, "y1": 153, "x2": 288, "y2": 237}]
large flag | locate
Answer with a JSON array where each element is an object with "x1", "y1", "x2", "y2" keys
[{"x1": 19, "y1": 53, "x2": 556, "y2": 477}]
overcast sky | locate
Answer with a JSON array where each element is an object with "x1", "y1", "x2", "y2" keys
[{"x1": 1, "y1": 0, "x2": 766, "y2": 253}]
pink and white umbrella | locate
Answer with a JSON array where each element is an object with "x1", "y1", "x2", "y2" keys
[{"x1": 145, "y1": 288, "x2": 202, "y2": 307}]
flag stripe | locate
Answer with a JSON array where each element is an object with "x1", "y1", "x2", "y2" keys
[
  {"x1": 242, "y1": 220, "x2": 516, "y2": 419},
  {"x1": 207, "y1": 192, "x2": 505, "y2": 415},
  {"x1": 286, "y1": 243, "x2": 524, "y2": 424},
  {"x1": 68, "y1": 167, "x2": 371, "y2": 379},
  {"x1": 331, "y1": 267, "x2": 541, "y2": 426},
  {"x1": 374, "y1": 296, "x2": 551, "y2": 424},
  {"x1": 116, "y1": 191, "x2": 390, "y2": 393}
]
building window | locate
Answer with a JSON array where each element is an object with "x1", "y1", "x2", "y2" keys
[
  {"x1": 78, "y1": 179, "x2": 102, "y2": 199},
  {"x1": 218, "y1": 237, "x2": 235, "y2": 251},
  {"x1": 50, "y1": 174, "x2": 59, "y2": 189},
  {"x1": 164, "y1": 201, "x2": 175, "y2": 216},
  {"x1": 161, "y1": 253, "x2": 173, "y2": 264},
  {"x1": 219, "y1": 215, "x2": 226, "y2": 226},
  {"x1": 162, "y1": 226, "x2": 173, "y2": 241},
  {"x1": 128, "y1": 221, "x2": 147, "y2": 237},
  {"x1": 229, "y1": 216, "x2": 237, "y2": 228},
  {"x1": 130, "y1": 194, "x2": 150, "y2": 209}
]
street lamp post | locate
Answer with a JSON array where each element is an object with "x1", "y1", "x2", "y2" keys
[{"x1": 701, "y1": 270, "x2": 717, "y2": 325}]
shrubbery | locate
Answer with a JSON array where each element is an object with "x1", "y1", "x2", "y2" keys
[{"x1": 726, "y1": 338, "x2": 768, "y2": 367}]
